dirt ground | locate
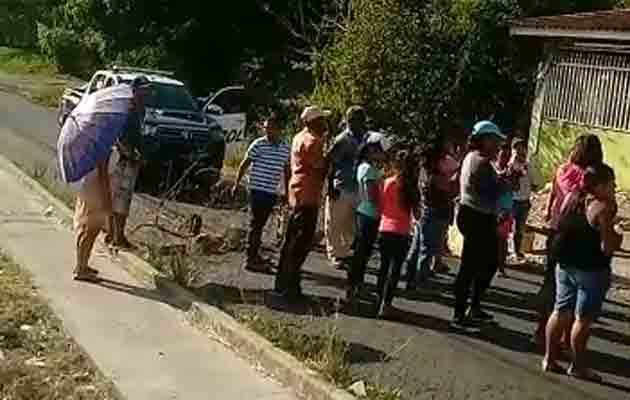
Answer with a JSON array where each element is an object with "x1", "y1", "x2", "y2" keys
[{"x1": 124, "y1": 179, "x2": 630, "y2": 308}]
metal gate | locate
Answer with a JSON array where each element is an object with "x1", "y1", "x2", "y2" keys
[{"x1": 543, "y1": 48, "x2": 630, "y2": 131}]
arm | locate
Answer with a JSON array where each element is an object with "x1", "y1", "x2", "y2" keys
[
  {"x1": 546, "y1": 176, "x2": 558, "y2": 222},
  {"x1": 325, "y1": 140, "x2": 341, "y2": 198},
  {"x1": 283, "y1": 163, "x2": 291, "y2": 200},
  {"x1": 233, "y1": 158, "x2": 252, "y2": 195},
  {"x1": 595, "y1": 202, "x2": 623, "y2": 256},
  {"x1": 367, "y1": 179, "x2": 381, "y2": 213}
]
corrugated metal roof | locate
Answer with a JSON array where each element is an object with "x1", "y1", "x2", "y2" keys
[{"x1": 512, "y1": 9, "x2": 630, "y2": 32}]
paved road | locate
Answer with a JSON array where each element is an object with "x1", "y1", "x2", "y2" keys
[
  {"x1": 2, "y1": 85, "x2": 629, "y2": 400},
  {"x1": 0, "y1": 89, "x2": 59, "y2": 170}
]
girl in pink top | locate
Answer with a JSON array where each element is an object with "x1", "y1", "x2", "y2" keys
[{"x1": 376, "y1": 150, "x2": 420, "y2": 318}]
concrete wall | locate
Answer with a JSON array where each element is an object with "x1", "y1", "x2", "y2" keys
[{"x1": 532, "y1": 120, "x2": 630, "y2": 191}]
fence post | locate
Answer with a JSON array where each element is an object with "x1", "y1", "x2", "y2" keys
[{"x1": 528, "y1": 43, "x2": 556, "y2": 159}]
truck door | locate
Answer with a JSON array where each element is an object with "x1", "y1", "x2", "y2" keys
[{"x1": 205, "y1": 87, "x2": 247, "y2": 143}]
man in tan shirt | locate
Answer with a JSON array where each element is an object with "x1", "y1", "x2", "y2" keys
[{"x1": 274, "y1": 105, "x2": 329, "y2": 301}]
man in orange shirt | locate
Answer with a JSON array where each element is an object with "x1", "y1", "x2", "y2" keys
[{"x1": 274, "y1": 106, "x2": 330, "y2": 301}]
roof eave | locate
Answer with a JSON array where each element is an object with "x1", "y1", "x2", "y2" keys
[{"x1": 510, "y1": 26, "x2": 630, "y2": 41}]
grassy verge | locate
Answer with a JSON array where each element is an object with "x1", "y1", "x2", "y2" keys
[
  {"x1": 20, "y1": 163, "x2": 75, "y2": 209},
  {"x1": 238, "y1": 312, "x2": 402, "y2": 400},
  {"x1": 0, "y1": 253, "x2": 119, "y2": 399},
  {"x1": 0, "y1": 47, "x2": 70, "y2": 108},
  {"x1": 0, "y1": 47, "x2": 57, "y2": 76}
]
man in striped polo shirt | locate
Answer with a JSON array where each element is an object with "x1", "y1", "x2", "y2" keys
[{"x1": 233, "y1": 113, "x2": 291, "y2": 273}]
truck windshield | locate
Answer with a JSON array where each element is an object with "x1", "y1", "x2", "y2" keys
[{"x1": 145, "y1": 83, "x2": 198, "y2": 111}]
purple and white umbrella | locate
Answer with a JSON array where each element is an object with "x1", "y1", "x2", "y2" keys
[{"x1": 57, "y1": 84, "x2": 135, "y2": 183}]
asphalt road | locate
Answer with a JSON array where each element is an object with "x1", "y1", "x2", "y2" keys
[
  {"x1": 0, "y1": 90, "x2": 59, "y2": 171},
  {"x1": 2, "y1": 86, "x2": 629, "y2": 400}
]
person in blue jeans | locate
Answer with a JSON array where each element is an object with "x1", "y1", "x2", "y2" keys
[
  {"x1": 407, "y1": 138, "x2": 459, "y2": 290},
  {"x1": 543, "y1": 163, "x2": 621, "y2": 382},
  {"x1": 233, "y1": 114, "x2": 291, "y2": 273},
  {"x1": 347, "y1": 140, "x2": 386, "y2": 304}
]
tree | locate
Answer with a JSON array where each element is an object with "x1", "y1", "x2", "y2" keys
[{"x1": 312, "y1": 0, "x2": 628, "y2": 144}]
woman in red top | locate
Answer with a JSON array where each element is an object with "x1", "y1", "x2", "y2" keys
[{"x1": 376, "y1": 150, "x2": 420, "y2": 318}]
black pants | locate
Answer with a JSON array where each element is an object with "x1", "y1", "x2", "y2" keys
[
  {"x1": 454, "y1": 205, "x2": 499, "y2": 317},
  {"x1": 247, "y1": 190, "x2": 277, "y2": 263},
  {"x1": 275, "y1": 206, "x2": 319, "y2": 297},
  {"x1": 348, "y1": 213, "x2": 379, "y2": 290},
  {"x1": 377, "y1": 232, "x2": 410, "y2": 306},
  {"x1": 537, "y1": 232, "x2": 557, "y2": 315}
]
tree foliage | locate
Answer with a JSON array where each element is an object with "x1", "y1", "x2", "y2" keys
[
  {"x1": 313, "y1": 0, "x2": 627, "y2": 143},
  {"x1": 1, "y1": 0, "x2": 630, "y2": 131}
]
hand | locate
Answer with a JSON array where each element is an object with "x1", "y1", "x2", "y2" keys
[
  {"x1": 329, "y1": 187, "x2": 341, "y2": 201},
  {"x1": 231, "y1": 183, "x2": 239, "y2": 198}
]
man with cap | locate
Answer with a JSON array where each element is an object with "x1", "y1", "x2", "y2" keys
[
  {"x1": 107, "y1": 76, "x2": 150, "y2": 249},
  {"x1": 274, "y1": 105, "x2": 330, "y2": 301},
  {"x1": 452, "y1": 120, "x2": 510, "y2": 328},
  {"x1": 325, "y1": 106, "x2": 368, "y2": 269}
]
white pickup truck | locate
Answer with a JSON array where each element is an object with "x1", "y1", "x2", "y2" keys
[
  {"x1": 58, "y1": 66, "x2": 227, "y2": 195},
  {"x1": 197, "y1": 85, "x2": 249, "y2": 143}
]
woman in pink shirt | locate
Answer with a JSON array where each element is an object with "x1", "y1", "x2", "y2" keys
[
  {"x1": 376, "y1": 150, "x2": 420, "y2": 318},
  {"x1": 534, "y1": 134, "x2": 603, "y2": 347}
]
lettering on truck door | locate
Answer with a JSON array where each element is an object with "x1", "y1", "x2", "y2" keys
[{"x1": 205, "y1": 87, "x2": 247, "y2": 143}]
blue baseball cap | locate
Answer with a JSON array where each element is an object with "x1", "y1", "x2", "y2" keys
[{"x1": 472, "y1": 120, "x2": 505, "y2": 139}]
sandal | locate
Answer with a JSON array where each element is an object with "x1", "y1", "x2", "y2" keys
[
  {"x1": 73, "y1": 267, "x2": 100, "y2": 283},
  {"x1": 568, "y1": 366, "x2": 603, "y2": 383},
  {"x1": 73, "y1": 271, "x2": 100, "y2": 283},
  {"x1": 541, "y1": 360, "x2": 566, "y2": 375}
]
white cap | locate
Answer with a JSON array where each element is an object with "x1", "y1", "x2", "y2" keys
[
  {"x1": 366, "y1": 131, "x2": 392, "y2": 152},
  {"x1": 300, "y1": 105, "x2": 331, "y2": 123}
]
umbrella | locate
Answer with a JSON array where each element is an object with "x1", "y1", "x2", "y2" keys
[{"x1": 57, "y1": 84, "x2": 135, "y2": 183}]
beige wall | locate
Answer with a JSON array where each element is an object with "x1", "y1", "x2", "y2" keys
[{"x1": 531, "y1": 120, "x2": 630, "y2": 191}]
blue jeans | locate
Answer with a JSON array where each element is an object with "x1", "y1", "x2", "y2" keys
[
  {"x1": 407, "y1": 207, "x2": 451, "y2": 285},
  {"x1": 555, "y1": 266, "x2": 610, "y2": 319},
  {"x1": 348, "y1": 212, "x2": 379, "y2": 289},
  {"x1": 512, "y1": 200, "x2": 531, "y2": 254}
]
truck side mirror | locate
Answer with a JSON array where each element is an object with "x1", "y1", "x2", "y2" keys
[{"x1": 206, "y1": 104, "x2": 224, "y2": 116}]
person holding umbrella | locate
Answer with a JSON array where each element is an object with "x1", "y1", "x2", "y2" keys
[{"x1": 58, "y1": 80, "x2": 143, "y2": 281}]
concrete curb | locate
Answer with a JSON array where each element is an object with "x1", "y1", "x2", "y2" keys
[{"x1": 0, "y1": 155, "x2": 356, "y2": 400}]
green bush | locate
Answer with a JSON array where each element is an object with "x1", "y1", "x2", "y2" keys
[
  {"x1": 37, "y1": 24, "x2": 105, "y2": 77},
  {"x1": 313, "y1": 0, "x2": 526, "y2": 144},
  {"x1": 113, "y1": 44, "x2": 169, "y2": 70}
]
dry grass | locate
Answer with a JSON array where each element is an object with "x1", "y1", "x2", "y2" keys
[
  {"x1": 0, "y1": 47, "x2": 71, "y2": 108},
  {"x1": 0, "y1": 253, "x2": 119, "y2": 399},
  {"x1": 223, "y1": 142, "x2": 248, "y2": 171},
  {"x1": 0, "y1": 47, "x2": 57, "y2": 76},
  {"x1": 143, "y1": 242, "x2": 203, "y2": 288},
  {"x1": 22, "y1": 163, "x2": 75, "y2": 208},
  {"x1": 238, "y1": 312, "x2": 402, "y2": 400}
]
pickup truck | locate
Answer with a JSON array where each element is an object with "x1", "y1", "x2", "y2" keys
[
  {"x1": 58, "y1": 66, "x2": 226, "y2": 197},
  {"x1": 197, "y1": 85, "x2": 249, "y2": 144}
]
